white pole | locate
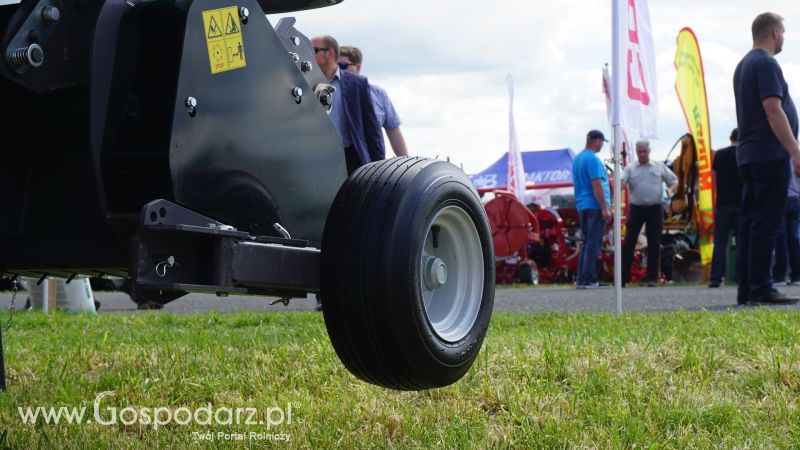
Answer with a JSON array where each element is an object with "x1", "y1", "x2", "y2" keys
[{"x1": 613, "y1": 125, "x2": 623, "y2": 314}]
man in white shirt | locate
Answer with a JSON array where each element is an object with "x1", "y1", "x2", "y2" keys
[{"x1": 621, "y1": 140, "x2": 678, "y2": 286}]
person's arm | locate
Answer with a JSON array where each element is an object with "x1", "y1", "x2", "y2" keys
[
  {"x1": 386, "y1": 127, "x2": 409, "y2": 156},
  {"x1": 591, "y1": 178, "x2": 611, "y2": 221},
  {"x1": 763, "y1": 96, "x2": 800, "y2": 175},
  {"x1": 361, "y1": 78, "x2": 385, "y2": 162}
]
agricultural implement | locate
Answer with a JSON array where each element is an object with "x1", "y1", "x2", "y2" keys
[{"x1": 0, "y1": 0, "x2": 495, "y2": 390}]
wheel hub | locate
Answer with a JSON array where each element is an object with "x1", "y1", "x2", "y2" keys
[{"x1": 424, "y1": 257, "x2": 448, "y2": 290}]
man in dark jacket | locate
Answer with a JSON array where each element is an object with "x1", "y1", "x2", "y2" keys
[
  {"x1": 312, "y1": 35, "x2": 385, "y2": 173},
  {"x1": 709, "y1": 129, "x2": 741, "y2": 288}
]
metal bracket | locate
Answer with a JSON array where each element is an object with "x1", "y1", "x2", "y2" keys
[
  {"x1": 5, "y1": 0, "x2": 61, "y2": 74},
  {"x1": 132, "y1": 200, "x2": 320, "y2": 305}
]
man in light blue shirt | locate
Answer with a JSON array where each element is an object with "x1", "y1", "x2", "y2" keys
[
  {"x1": 312, "y1": 35, "x2": 385, "y2": 173},
  {"x1": 572, "y1": 130, "x2": 611, "y2": 289},
  {"x1": 338, "y1": 45, "x2": 408, "y2": 157}
]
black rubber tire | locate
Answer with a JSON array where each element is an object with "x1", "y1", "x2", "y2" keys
[{"x1": 321, "y1": 157, "x2": 495, "y2": 390}]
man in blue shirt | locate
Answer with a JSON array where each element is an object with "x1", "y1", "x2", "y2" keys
[
  {"x1": 338, "y1": 46, "x2": 409, "y2": 157},
  {"x1": 733, "y1": 12, "x2": 800, "y2": 305},
  {"x1": 312, "y1": 35, "x2": 385, "y2": 173},
  {"x1": 572, "y1": 130, "x2": 611, "y2": 289}
]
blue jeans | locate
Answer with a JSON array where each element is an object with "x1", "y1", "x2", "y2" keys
[
  {"x1": 737, "y1": 160, "x2": 790, "y2": 297},
  {"x1": 709, "y1": 206, "x2": 741, "y2": 284},
  {"x1": 773, "y1": 195, "x2": 800, "y2": 282},
  {"x1": 577, "y1": 208, "x2": 604, "y2": 285}
]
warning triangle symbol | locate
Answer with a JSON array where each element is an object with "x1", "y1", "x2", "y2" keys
[
  {"x1": 208, "y1": 16, "x2": 222, "y2": 38},
  {"x1": 225, "y1": 12, "x2": 239, "y2": 34}
]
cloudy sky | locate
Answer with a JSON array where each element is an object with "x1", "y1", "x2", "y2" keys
[{"x1": 271, "y1": 1, "x2": 800, "y2": 174}]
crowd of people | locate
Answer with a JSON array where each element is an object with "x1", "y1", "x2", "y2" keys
[{"x1": 572, "y1": 12, "x2": 800, "y2": 306}]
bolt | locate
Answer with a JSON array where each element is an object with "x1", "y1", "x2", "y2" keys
[
  {"x1": 301, "y1": 61, "x2": 313, "y2": 72},
  {"x1": 318, "y1": 90, "x2": 332, "y2": 107},
  {"x1": 239, "y1": 6, "x2": 249, "y2": 21},
  {"x1": 41, "y1": 5, "x2": 60, "y2": 22},
  {"x1": 186, "y1": 96, "x2": 197, "y2": 116},
  {"x1": 289, "y1": 52, "x2": 299, "y2": 62},
  {"x1": 291, "y1": 36, "x2": 300, "y2": 46},
  {"x1": 292, "y1": 87, "x2": 303, "y2": 98},
  {"x1": 8, "y1": 44, "x2": 44, "y2": 68}
]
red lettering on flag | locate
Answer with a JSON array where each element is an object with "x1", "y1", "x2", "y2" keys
[
  {"x1": 626, "y1": 0, "x2": 651, "y2": 106},
  {"x1": 698, "y1": 171, "x2": 712, "y2": 191},
  {"x1": 698, "y1": 210, "x2": 714, "y2": 243}
]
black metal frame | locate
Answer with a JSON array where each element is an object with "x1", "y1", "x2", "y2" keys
[{"x1": 130, "y1": 199, "x2": 320, "y2": 306}]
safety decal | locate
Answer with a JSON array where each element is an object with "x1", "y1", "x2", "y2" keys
[{"x1": 202, "y1": 6, "x2": 246, "y2": 74}]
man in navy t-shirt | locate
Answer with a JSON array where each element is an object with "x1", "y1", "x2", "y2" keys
[{"x1": 733, "y1": 12, "x2": 800, "y2": 305}]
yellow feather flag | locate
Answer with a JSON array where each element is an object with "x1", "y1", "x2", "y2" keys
[{"x1": 674, "y1": 27, "x2": 715, "y2": 266}]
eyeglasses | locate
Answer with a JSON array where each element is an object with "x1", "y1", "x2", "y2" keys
[
  {"x1": 337, "y1": 61, "x2": 356, "y2": 70},
  {"x1": 314, "y1": 47, "x2": 329, "y2": 53}
]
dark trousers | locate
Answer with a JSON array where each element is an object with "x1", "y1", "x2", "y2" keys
[
  {"x1": 344, "y1": 145, "x2": 362, "y2": 175},
  {"x1": 737, "y1": 160, "x2": 790, "y2": 297},
  {"x1": 709, "y1": 206, "x2": 741, "y2": 284},
  {"x1": 577, "y1": 208, "x2": 604, "y2": 285},
  {"x1": 773, "y1": 195, "x2": 800, "y2": 282},
  {"x1": 622, "y1": 204, "x2": 663, "y2": 282}
]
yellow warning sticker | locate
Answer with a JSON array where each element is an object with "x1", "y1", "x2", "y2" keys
[{"x1": 202, "y1": 6, "x2": 246, "y2": 74}]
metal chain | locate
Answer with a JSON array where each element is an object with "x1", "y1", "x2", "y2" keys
[{"x1": 3, "y1": 279, "x2": 16, "y2": 332}]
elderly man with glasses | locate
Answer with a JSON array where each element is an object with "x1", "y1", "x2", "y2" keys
[{"x1": 311, "y1": 35, "x2": 385, "y2": 173}]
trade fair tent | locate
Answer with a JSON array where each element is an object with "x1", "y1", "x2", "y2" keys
[{"x1": 469, "y1": 148, "x2": 576, "y2": 206}]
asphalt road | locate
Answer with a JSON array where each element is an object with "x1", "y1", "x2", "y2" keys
[{"x1": 1, "y1": 283, "x2": 799, "y2": 314}]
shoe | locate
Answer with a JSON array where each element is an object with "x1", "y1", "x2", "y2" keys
[
  {"x1": 578, "y1": 282, "x2": 611, "y2": 289},
  {"x1": 708, "y1": 281, "x2": 721, "y2": 288},
  {"x1": 748, "y1": 290, "x2": 800, "y2": 305}
]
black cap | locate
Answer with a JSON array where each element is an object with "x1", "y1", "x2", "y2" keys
[{"x1": 587, "y1": 130, "x2": 608, "y2": 142}]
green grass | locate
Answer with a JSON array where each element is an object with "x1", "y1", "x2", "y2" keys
[{"x1": 1, "y1": 309, "x2": 800, "y2": 448}]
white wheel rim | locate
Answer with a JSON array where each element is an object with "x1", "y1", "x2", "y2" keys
[{"x1": 420, "y1": 205, "x2": 484, "y2": 342}]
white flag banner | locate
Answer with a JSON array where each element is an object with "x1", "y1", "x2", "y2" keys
[
  {"x1": 506, "y1": 74, "x2": 526, "y2": 200},
  {"x1": 603, "y1": 66, "x2": 633, "y2": 164},
  {"x1": 611, "y1": 0, "x2": 658, "y2": 138}
]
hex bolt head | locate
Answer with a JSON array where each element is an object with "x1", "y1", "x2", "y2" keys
[
  {"x1": 289, "y1": 52, "x2": 300, "y2": 62},
  {"x1": 239, "y1": 7, "x2": 249, "y2": 20},
  {"x1": 292, "y1": 87, "x2": 303, "y2": 98},
  {"x1": 185, "y1": 96, "x2": 197, "y2": 116},
  {"x1": 319, "y1": 90, "x2": 332, "y2": 107},
  {"x1": 291, "y1": 36, "x2": 300, "y2": 46},
  {"x1": 301, "y1": 61, "x2": 313, "y2": 72}
]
